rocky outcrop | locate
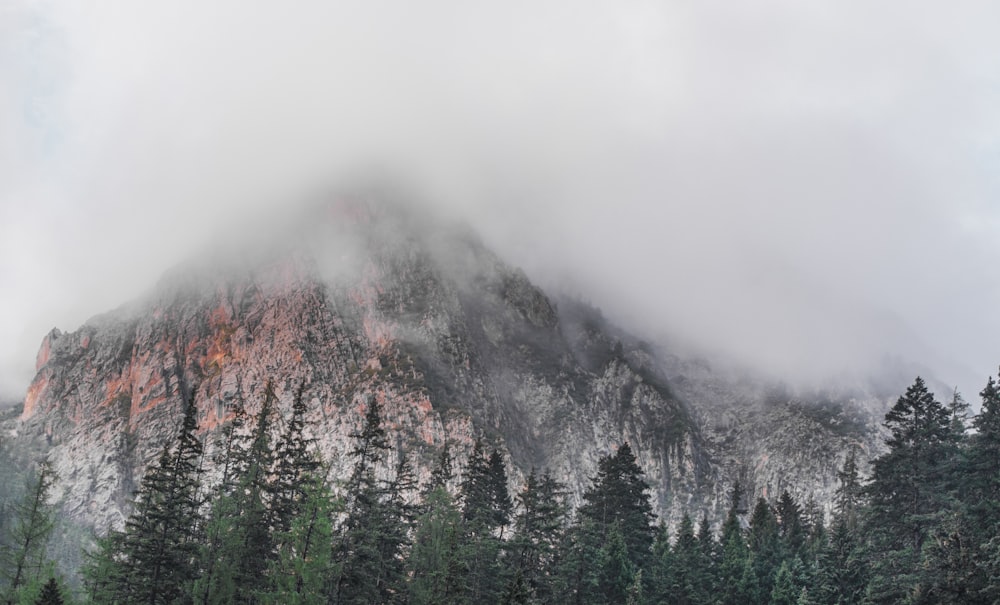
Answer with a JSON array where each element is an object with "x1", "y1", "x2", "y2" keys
[{"x1": 18, "y1": 199, "x2": 716, "y2": 531}]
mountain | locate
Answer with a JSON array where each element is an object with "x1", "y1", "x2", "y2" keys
[{"x1": 10, "y1": 196, "x2": 889, "y2": 532}]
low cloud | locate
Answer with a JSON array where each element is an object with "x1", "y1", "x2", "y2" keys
[{"x1": 1, "y1": 0, "x2": 999, "y2": 399}]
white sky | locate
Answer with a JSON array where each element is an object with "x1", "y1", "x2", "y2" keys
[{"x1": 1, "y1": 0, "x2": 999, "y2": 400}]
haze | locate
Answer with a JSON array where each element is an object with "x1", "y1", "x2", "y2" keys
[{"x1": 2, "y1": 1, "x2": 999, "y2": 401}]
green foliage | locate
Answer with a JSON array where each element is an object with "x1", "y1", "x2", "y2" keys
[
  {"x1": 85, "y1": 394, "x2": 205, "y2": 605},
  {"x1": 506, "y1": 469, "x2": 568, "y2": 603},
  {"x1": 332, "y1": 399, "x2": 413, "y2": 605},
  {"x1": 863, "y1": 376, "x2": 961, "y2": 604},
  {"x1": 33, "y1": 577, "x2": 64, "y2": 605},
  {"x1": 15, "y1": 371, "x2": 1000, "y2": 604},
  {"x1": 1, "y1": 461, "x2": 57, "y2": 605},
  {"x1": 577, "y1": 442, "x2": 656, "y2": 570}
]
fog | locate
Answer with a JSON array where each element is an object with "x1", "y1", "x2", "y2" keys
[{"x1": 2, "y1": 1, "x2": 999, "y2": 400}]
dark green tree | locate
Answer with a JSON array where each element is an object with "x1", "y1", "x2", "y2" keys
[
  {"x1": 87, "y1": 394, "x2": 205, "y2": 605},
  {"x1": 863, "y1": 376, "x2": 958, "y2": 604},
  {"x1": 661, "y1": 512, "x2": 710, "y2": 605},
  {"x1": 748, "y1": 497, "x2": 781, "y2": 603},
  {"x1": 457, "y1": 441, "x2": 513, "y2": 604},
  {"x1": 333, "y1": 399, "x2": 411, "y2": 605},
  {"x1": 717, "y1": 481, "x2": 753, "y2": 605},
  {"x1": 408, "y1": 483, "x2": 462, "y2": 604},
  {"x1": 577, "y1": 443, "x2": 655, "y2": 569},
  {"x1": 506, "y1": 469, "x2": 568, "y2": 603},
  {"x1": 264, "y1": 468, "x2": 338, "y2": 605},
  {"x1": 270, "y1": 384, "x2": 321, "y2": 536},
  {"x1": 776, "y1": 490, "x2": 805, "y2": 557},
  {"x1": 194, "y1": 385, "x2": 280, "y2": 604},
  {"x1": 32, "y1": 577, "x2": 63, "y2": 605},
  {"x1": 1, "y1": 461, "x2": 56, "y2": 605}
]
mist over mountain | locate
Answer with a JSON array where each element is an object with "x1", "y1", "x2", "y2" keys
[
  {"x1": 5, "y1": 196, "x2": 900, "y2": 539},
  {"x1": 3, "y1": 0, "x2": 999, "y2": 402}
]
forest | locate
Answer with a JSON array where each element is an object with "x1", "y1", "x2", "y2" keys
[{"x1": 2, "y1": 372, "x2": 999, "y2": 605}]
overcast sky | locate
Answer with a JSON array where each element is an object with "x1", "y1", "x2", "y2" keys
[{"x1": 1, "y1": 0, "x2": 999, "y2": 400}]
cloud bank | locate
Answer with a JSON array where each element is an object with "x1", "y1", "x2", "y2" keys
[{"x1": 2, "y1": 0, "x2": 999, "y2": 399}]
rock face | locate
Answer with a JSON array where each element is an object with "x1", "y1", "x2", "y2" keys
[
  {"x1": 15, "y1": 198, "x2": 887, "y2": 531},
  {"x1": 17, "y1": 200, "x2": 711, "y2": 530}
]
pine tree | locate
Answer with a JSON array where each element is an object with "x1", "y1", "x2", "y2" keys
[
  {"x1": 942, "y1": 372, "x2": 1000, "y2": 603},
  {"x1": 775, "y1": 490, "x2": 805, "y2": 557},
  {"x1": 717, "y1": 481, "x2": 753, "y2": 605},
  {"x1": 408, "y1": 483, "x2": 462, "y2": 605},
  {"x1": 32, "y1": 577, "x2": 63, "y2": 605},
  {"x1": 410, "y1": 442, "x2": 461, "y2": 603},
  {"x1": 270, "y1": 384, "x2": 321, "y2": 536},
  {"x1": 507, "y1": 469, "x2": 568, "y2": 603},
  {"x1": 814, "y1": 519, "x2": 867, "y2": 605},
  {"x1": 748, "y1": 497, "x2": 781, "y2": 603},
  {"x1": 88, "y1": 394, "x2": 205, "y2": 605},
  {"x1": 596, "y1": 523, "x2": 635, "y2": 604},
  {"x1": 457, "y1": 442, "x2": 513, "y2": 604},
  {"x1": 1, "y1": 461, "x2": 56, "y2": 605},
  {"x1": 264, "y1": 469, "x2": 338, "y2": 605},
  {"x1": 195, "y1": 384, "x2": 280, "y2": 604},
  {"x1": 333, "y1": 399, "x2": 411, "y2": 605},
  {"x1": 577, "y1": 443, "x2": 655, "y2": 569},
  {"x1": 696, "y1": 512, "x2": 718, "y2": 598},
  {"x1": 661, "y1": 512, "x2": 709, "y2": 605},
  {"x1": 863, "y1": 376, "x2": 959, "y2": 604},
  {"x1": 770, "y1": 561, "x2": 799, "y2": 605}
]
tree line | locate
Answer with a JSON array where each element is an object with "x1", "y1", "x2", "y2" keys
[{"x1": 3, "y1": 371, "x2": 1000, "y2": 604}]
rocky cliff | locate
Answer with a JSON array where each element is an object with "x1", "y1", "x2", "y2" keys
[{"x1": 13, "y1": 197, "x2": 888, "y2": 531}]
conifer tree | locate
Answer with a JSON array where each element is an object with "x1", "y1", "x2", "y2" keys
[
  {"x1": 596, "y1": 523, "x2": 635, "y2": 604},
  {"x1": 408, "y1": 478, "x2": 462, "y2": 604},
  {"x1": 33, "y1": 577, "x2": 64, "y2": 605},
  {"x1": 333, "y1": 399, "x2": 411, "y2": 605},
  {"x1": 264, "y1": 469, "x2": 338, "y2": 605},
  {"x1": 748, "y1": 497, "x2": 781, "y2": 603},
  {"x1": 776, "y1": 490, "x2": 805, "y2": 557},
  {"x1": 863, "y1": 376, "x2": 958, "y2": 603},
  {"x1": 1, "y1": 461, "x2": 56, "y2": 605},
  {"x1": 88, "y1": 394, "x2": 205, "y2": 605},
  {"x1": 270, "y1": 384, "x2": 321, "y2": 536},
  {"x1": 662, "y1": 512, "x2": 710, "y2": 605},
  {"x1": 577, "y1": 443, "x2": 655, "y2": 569},
  {"x1": 457, "y1": 441, "x2": 513, "y2": 604},
  {"x1": 717, "y1": 481, "x2": 753, "y2": 605},
  {"x1": 195, "y1": 384, "x2": 280, "y2": 604},
  {"x1": 506, "y1": 469, "x2": 568, "y2": 602}
]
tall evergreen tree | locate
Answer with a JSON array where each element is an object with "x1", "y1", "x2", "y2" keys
[
  {"x1": 32, "y1": 577, "x2": 64, "y2": 605},
  {"x1": 577, "y1": 443, "x2": 655, "y2": 569},
  {"x1": 748, "y1": 497, "x2": 781, "y2": 603},
  {"x1": 264, "y1": 468, "x2": 338, "y2": 605},
  {"x1": 775, "y1": 491, "x2": 805, "y2": 557},
  {"x1": 457, "y1": 441, "x2": 513, "y2": 604},
  {"x1": 717, "y1": 481, "x2": 754, "y2": 605},
  {"x1": 270, "y1": 384, "x2": 321, "y2": 536},
  {"x1": 87, "y1": 394, "x2": 205, "y2": 605},
  {"x1": 506, "y1": 469, "x2": 568, "y2": 603},
  {"x1": 333, "y1": 399, "x2": 411, "y2": 605},
  {"x1": 1, "y1": 461, "x2": 56, "y2": 605},
  {"x1": 195, "y1": 384, "x2": 280, "y2": 604},
  {"x1": 863, "y1": 376, "x2": 958, "y2": 603},
  {"x1": 408, "y1": 477, "x2": 462, "y2": 604}
]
